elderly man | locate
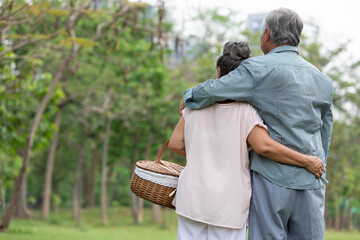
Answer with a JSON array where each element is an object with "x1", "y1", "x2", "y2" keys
[{"x1": 179, "y1": 8, "x2": 333, "y2": 240}]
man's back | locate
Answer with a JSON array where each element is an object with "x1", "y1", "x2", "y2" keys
[
  {"x1": 243, "y1": 46, "x2": 333, "y2": 189},
  {"x1": 184, "y1": 45, "x2": 333, "y2": 190}
]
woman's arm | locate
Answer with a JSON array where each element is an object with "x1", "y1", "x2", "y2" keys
[
  {"x1": 169, "y1": 117, "x2": 186, "y2": 157},
  {"x1": 247, "y1": 126, "x2": 324, "y2": 178}
]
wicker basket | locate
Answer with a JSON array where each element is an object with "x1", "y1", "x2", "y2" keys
[{"x1": 130, "y1": 140, "x2": 184, "y2": 209}]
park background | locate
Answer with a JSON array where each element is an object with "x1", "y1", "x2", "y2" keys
[{"x1": 1, "y1": 0, "x2": 360, "y2": 239}]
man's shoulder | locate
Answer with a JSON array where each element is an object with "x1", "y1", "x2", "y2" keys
[
  {"x1": 238, "y1": 55, "x2": 269, "y2": 74},
  {"x1": 299, "y1": 58, "x2": 333, "y2": 83},
  {"x1": 240, "y1": 53, "x2": 283, "y2": 70},
  {"x1": 242, "y1": 55, "x2": 267, "y2": 65}
]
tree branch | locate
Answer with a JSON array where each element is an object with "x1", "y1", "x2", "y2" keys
[
  {"x1": 93, "y1": 3, "x2": 129, "y2": 41},
  {"x1": 2, "y1": 2, "x2": 28, "y2": 20},
  {"x1": 0, "y1": 31, "x2": 59, "y2": 58},
  {"x1": 66, "y1": 0, "x2": 93, "y2": 32}
]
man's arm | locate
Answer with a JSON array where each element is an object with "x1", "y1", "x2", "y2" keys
[
  {"x1": 183, "y1": 64, "x2": 255, "y2": 110},
  {"x1": 247, "y1": 126, "x2": 324, "y2": 178}
]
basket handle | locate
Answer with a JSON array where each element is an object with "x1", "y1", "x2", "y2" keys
[{"x1": 155, "y1": 140, "x2": 170, "y2": 164}]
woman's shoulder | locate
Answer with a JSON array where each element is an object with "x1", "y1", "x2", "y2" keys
[
  {"x1": 185, "y1": 102, "x2": 257, "y2": 114},
  {"x1": 214, "y1": 102, "x2": 258, "y2": 114}
]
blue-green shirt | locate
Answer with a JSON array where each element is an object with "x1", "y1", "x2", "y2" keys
[{"x1": 184, "y1": 46, "x2": 333, "y2": 190}]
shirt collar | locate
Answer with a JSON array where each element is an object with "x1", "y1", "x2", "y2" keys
[{"x1": 268, "y1": 45, "x2": 299, "y2": 55}]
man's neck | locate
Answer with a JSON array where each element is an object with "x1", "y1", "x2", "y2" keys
[{"x1": 265, "y1": 44, "x2": 288, "y2": 54}]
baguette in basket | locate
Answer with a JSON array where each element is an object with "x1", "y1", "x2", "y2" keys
[{"x1": 130, "y1": 140, "x2": 184, "y2": 209}]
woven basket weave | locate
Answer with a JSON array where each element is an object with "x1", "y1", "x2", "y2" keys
[{"x1": 130, "y1": 140, "x2": 184, "y2": 209}]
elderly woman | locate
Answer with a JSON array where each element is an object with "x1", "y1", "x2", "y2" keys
[{"x1": 169, "y1": 41, "x2": 324, "y2": 240}]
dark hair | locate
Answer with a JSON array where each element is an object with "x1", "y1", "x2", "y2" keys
[{"x1": 216, "y1": 41, "x2": 251, "y2": 77}]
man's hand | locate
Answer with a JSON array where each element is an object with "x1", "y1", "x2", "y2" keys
[
  {"x1": 179, "y1": 96, "x2": 185, "y2": 115},
  {"x1": 305, "y1": 156, "x2": 324, "y2": 179}
]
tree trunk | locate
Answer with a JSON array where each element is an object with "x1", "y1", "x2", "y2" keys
[
  {"x1": 161, "y1": 207, "x2": 169, "y2": 228},
  {"x1": 0, "y1": 52, "x2": 76, "y2": 231},
  {"x1": 73, "y1": 132, "x2": 87, "y2": 225},
  {"x1": 0, "y1": 187, "x2": 5, "y2": 223},
  {"x1": 106, "y1": 162, "x2": 115, "y2": 207},
  {"x1": 152, "y1": 204, "x2": 161, "y2": 223},
  {"x1": 130, "y1": 149, "x2": 143, "y2": 224},
  {"x1": 85, "y1": 148, "x2": 100, "y2": 208},
  {"x1": 334, "y1": 198, "x2": 341, "y2": 230},
  {"x1": 130, "y1": 193, "x2": 144, "y2": 225},
  {"x1": 101, "y1": 118, "x2": 111, "y2": 225},
  {"x1": 42, "y1": 109, "x2": 62, "y2": 218},
  {"x1": 324, "y1": 207, "x2": 331, "y2": 229},
  {"x1": 135, "y1": 135, "x2": 153, "y2": 223},
  {"x1": 0, "y1": 156, "x2": 6, "y2": 221},
  {"x1": 148, "y1": 143, "x2": 163, "y2": 221},
  {"x1": 157, "y1": 0, "x2": 165, "y2": 61},
  {"x1": 130, "y1": 192, "x2": 138, "y2": 222},
  {"x1": 340, "y1": 201, "x2": 346, "y2": 230},
  {"x1": 14, "y1": 173, "x2": 31, "y2": 218},
  {"x1": 136, "y1": 198, "x2": 144, "y2": 224},
  {"x1": 53, "y1": 185, "x2": 60, "y2": 214},
  {"x1": 347, "y1": 201, "x2": 353, "y2": 230},
  {"x1": 130, "y1": 135, "x2": 154, "y2": 225},
  {"x1": 82, "y1": 156, "x2": 89, "y2": 208},
  {"x1": 0, "y1": 0, "x2": 122, "y2": 231}
]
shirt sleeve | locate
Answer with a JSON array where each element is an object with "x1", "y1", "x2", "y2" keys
[
  {"x1": 320, "y1": 76, "x2": 334, "y2": 163},
  {"x1": 181, "y1": 107, "x2": 187, "y2": 118},
  {"x1": 321, "y1": 104, "x2": 333, "y2": 161},
  {"x1": 184, "y1": 63, "x2": 255, "y2": 110},
  {"x1": 245, "y1": 105, "x2": 268, "y2": 139}
]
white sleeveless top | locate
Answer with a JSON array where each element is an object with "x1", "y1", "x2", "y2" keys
[{"x1": 174, "y1": 102, "x2": 267, "y2": 229}]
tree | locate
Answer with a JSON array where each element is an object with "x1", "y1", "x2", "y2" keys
[
  {"x1": 0, "y1": 45, "x2": 64, "y2": 222},
  {"x1": 2, "y1": 3, "x2": 359, "y2": 232},
  {"x1": 0, "y1": 0, "x2": 136, "y2": 230},
  {"x1": 41, "y1": 98, "x2": 73, "y2": 218}
]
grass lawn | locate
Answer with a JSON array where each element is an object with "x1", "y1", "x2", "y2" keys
[
  {"x1": 0, "y1": 207, "x2": 358, "y2": 240},
  {"x1": 0, "y1": 207, "x2": 178, "y2": 240}
]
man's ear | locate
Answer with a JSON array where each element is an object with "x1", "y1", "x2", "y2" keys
[
  {"x1": 264, "y1": 28, "x2": 271, "y2": 42},
  {"x1": 216, "y1": 67, "x2": 221, "y2": 78}
]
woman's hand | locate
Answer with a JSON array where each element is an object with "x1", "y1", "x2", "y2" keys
[{"x1": 305, "y1": 156, "x2": 324, "y2": 179}]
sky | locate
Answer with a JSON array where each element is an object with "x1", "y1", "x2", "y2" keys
[{"x1": 142, "y1": 0, "x2": 360, "y2": 61}]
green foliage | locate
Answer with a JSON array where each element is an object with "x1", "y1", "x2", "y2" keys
[
  {"x1": 0, "y1": 48, "x2": 64, "y2": 196},
  {"x1": 0, "y1": 153, "x2": 22, "y2": 191},
  {"x1": 1, "y1": 1, "x2": 360, "y2": 232},
  {"x1": 188, "y1": 8, "x2": 245, "y2": 59},
  {"x1": 241, "y1": 28, "x2": 263, "y2": 57}
]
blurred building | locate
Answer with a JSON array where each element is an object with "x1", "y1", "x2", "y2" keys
[
  {"x1": 247, "y1": 13, "x2": 267, "y2": 32},
  {"x1": 247, "y1": 12, "x2": 320, "y2": 42}
]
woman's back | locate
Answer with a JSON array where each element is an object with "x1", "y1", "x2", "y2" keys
[{"x1": 175, "y1": 102, "x2": 266, "y2": 229}]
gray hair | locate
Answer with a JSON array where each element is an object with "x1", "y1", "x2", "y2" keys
[
  {"x1": 216, "y1": 41, "x2": 251, "y2": 77},
  {"x1": 262, "y1": 8, "x2": 303, "y2": 46}
]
